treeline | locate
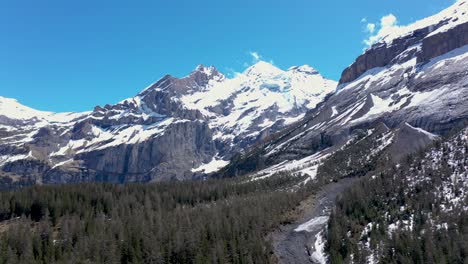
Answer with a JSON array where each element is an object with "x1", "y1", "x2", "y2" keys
[
  {"x1": 326, "y1": 129, "x2": 468, "y2": 263},
  {"x1": 0, "y1": 172, "x2": 313, "y2": 264}
]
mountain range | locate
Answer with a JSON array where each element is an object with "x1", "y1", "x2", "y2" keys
[
  {"x1": 0, "y1": 60, "x2": 336, "y2": 185},
  {"x1": 0, "y1": 0, "x2": 467, "y2": 189}
]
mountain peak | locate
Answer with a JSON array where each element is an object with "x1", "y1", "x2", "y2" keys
[
  {"x1": 0, "y1": 96, "x2": 53, "y2": 121},
  {"x1": 244, "y1": 61, "x2": 283, "y2": 77},
  {"x1": 287, "y1": 65, "x2": 319, "y2": 75},
  {"x1": 0, "y1": 96, "x2": 39, "y2": 118},
  {"x1": 191, "y1": 64, "x2": 225, "y2": 82}
]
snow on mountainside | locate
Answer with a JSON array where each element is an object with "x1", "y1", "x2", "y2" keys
[{"x1": 0, "y1": 61, "x2": 336, "y2": 184}]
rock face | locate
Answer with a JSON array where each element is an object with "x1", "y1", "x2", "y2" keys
[
  {"x1": 0, "y1": 62, "x2": 336, "y2": 185},
  {"x1": 339, "y1": 29, "x2": 425, "y2": 84},
  {"x1": 222, "y1": 1, "x2": 468, "y2": 177},
  {"x1": 76, "y1": 121, "x2": 217, "y2": 182},
  {"x1": 418, "y1": 22, "x2": 468, "y2": 62}
]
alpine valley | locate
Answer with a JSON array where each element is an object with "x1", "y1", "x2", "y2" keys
[{"x1": 0, "y1": 1, "x2": 467, "y2": 264}]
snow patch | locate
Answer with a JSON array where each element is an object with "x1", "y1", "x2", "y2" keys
[
  {"x1": 405, "y1": 123, "x2": 439, "y2": 139},
  {"x1": 294, "y1": 216, "x2": 329, "y2": 232},
  {"x1": 330, "y1": 106, "x2": 338, "y2": 117},
  {"x1": 256, "y1": 150, "x2": 330, "y2": 180},
  {"x1": 310, "y1": 230, "x2": 328, "y2": 264},
  {"x1": 191, "y1": 157, "x2": 229, "y2": 174}
]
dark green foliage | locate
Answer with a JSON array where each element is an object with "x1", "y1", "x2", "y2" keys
[{"x1": 0, "y1": 173, "x2": 311, "y2": 263}]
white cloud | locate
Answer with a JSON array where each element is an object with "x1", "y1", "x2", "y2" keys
[
  {"x1": 247, "y1": 51, "x2": 274, "y2": 65},
  {"x1": 224, "y1": 51, "x2": 273, "y2": 77},
  {"x1": 366, "y1": 23, "x2": 376, "y2": 33},
  {"x1": 381, "y1": 14, "x2": 397, "y2": 28},
  {"x1": 363, "y1": 13, "x2": 402, "y2": 47},
  {"x1": 249, "y1": 51, "x2": 262, "y2": 63},
  {"x1": 239, "y1": 51, "x2": 275, "y2": 71}
]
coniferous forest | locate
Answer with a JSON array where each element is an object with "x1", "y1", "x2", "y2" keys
[{"x1": 0, "y1": 173, "x2": 315, "y2": 264}]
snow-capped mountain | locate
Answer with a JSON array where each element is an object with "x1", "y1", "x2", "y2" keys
[
  {"x1": 181, "y1": 62, "x2": 336, "y2": 151},
  {"x1": 0, "y1": 61, "x2": 336, "y2": 185},
  {"x1": 223, "y1": 0, "x2": 468, "y2": 179}
]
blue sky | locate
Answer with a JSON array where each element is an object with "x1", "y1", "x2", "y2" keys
[{"x1": 1, "y1": 0, "x2": 455, "y2": 112}]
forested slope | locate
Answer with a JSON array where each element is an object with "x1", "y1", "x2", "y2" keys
[{"x1": 326, "y1": 128, "x2": 468, "y2": 263}]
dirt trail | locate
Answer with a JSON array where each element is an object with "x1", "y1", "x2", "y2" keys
[{"x1": 270, "y1": 178, "x2": 356, "y2": 264}]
